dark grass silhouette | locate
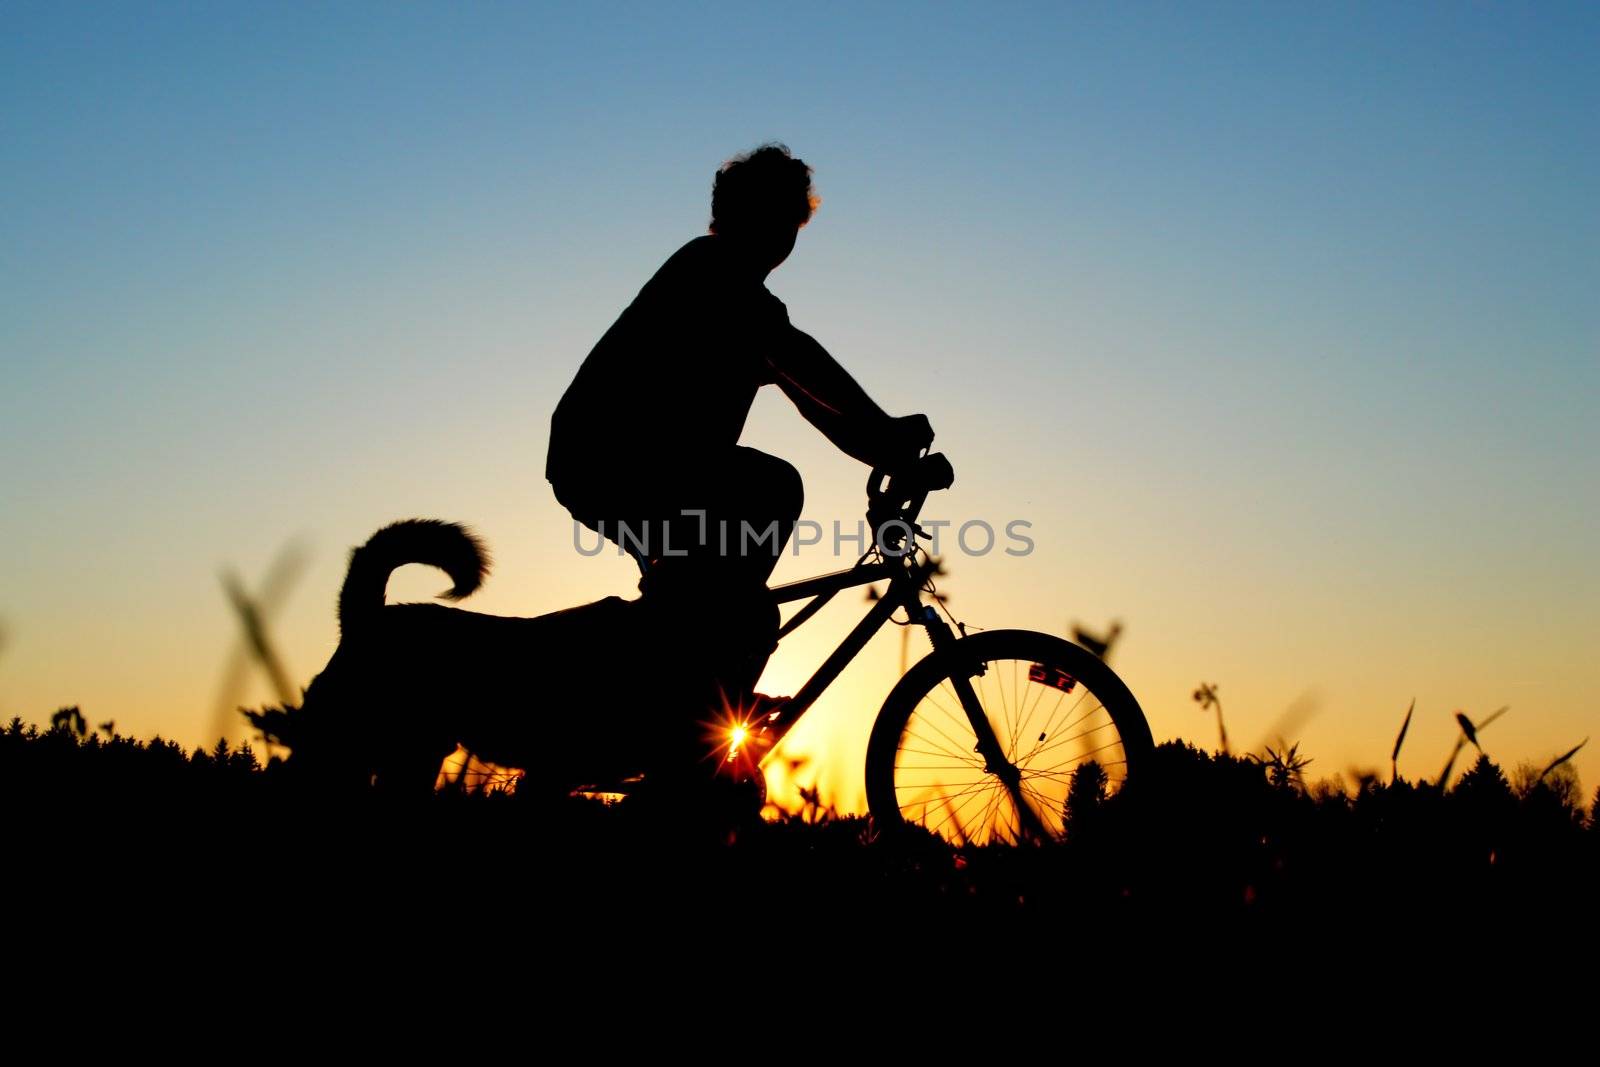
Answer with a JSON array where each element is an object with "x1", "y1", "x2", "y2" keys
[{"x1": 8, "y1": 710, "x2": 1597, "y2": 966}]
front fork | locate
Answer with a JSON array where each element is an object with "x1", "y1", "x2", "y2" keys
[{"x1": 908, "y1": 583, "x2": 1053, "y2": 842}]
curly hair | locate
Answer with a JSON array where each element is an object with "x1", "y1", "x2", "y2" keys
[{"x1": 709, "y1": 143, "x2": 820, "y2": 235}]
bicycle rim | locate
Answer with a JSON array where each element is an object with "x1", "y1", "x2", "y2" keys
[{"x1": 868, "y1": 630, "x2": 1146, "y2": 846}]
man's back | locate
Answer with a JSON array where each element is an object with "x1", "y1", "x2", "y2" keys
[{"x1": 545, "y1": 235, "x2": 791, "y2": 493}]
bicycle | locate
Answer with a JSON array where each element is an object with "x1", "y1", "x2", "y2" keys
[
  {"x1": 262, "y1": 449, "x2": 1153, "y2": 841},
  {"x1": 728, "y1": 449, "x2": 1156, "y2": 846}
]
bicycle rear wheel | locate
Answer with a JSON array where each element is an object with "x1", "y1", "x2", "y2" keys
[{"x1": 865, "y1": 629, "x2": 1153, "y2": 845}]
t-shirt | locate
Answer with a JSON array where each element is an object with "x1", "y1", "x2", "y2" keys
[{"x1": 545, "y1": 235, "x2": 792, "y2": 493}]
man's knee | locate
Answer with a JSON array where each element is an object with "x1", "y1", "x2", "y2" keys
[
  {"x1": 776, "y1": 457, "x2": 804, "y2": 519},
  {"x1": 740, "y1": 449, "x2": 803, "y2": 520}
]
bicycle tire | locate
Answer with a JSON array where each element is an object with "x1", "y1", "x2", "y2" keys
[{"x1": 865, "y1": 629, "x2": 1153, "y2": 845}]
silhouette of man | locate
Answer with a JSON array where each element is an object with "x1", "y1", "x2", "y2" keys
[{"x1": 546, "y1": 143, "x2": 935, "y2": 716}]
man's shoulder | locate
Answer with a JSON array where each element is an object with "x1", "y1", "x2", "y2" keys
[
  {"x1": 634, "y1": 235, "x2": 721, "y2": 297},
  {"x1": 646, "y1": 235, "x2": 789, "y2": 324},
  {"x1": 659, "y1": 234, "x2": 720, "y2": 271}
]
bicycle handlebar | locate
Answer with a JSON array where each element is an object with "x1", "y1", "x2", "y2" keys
[{"x1": 866, "y1": 451, "x2": 954, "y2": 555}]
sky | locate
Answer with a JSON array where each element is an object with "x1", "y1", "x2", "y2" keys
[{"x1": 2, "y1": 2, "x2": 1596, "y2": 807}]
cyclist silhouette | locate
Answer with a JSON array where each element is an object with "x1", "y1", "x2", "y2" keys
[{"x1": 546, "y1": 144, "x2": 938, "y2": 722}]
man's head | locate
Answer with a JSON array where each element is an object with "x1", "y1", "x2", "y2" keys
[{"x1": 710, "y1": 143, "x2": 819, "y2": 272}]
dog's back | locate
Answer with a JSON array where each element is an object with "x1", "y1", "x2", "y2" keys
[{"x1": 283, "y1": 520, "x2": 661, "y2": 793}]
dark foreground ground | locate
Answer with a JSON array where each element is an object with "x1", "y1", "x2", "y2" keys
[{"x1": 7, "y1": 714, "x2": 1597, "y2": 1005}]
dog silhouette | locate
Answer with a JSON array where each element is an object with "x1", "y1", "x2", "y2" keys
[{"x1": 265, "y1": 519, "x2": 704, "y2": 793}]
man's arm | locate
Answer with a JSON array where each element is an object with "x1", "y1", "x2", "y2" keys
[{"x1": 768, "y1": 328, "x2": 930, "y2": 468}]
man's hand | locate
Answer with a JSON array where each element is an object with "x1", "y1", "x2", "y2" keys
[
  {"x1": 917, "y1": 452, "x2": 956, "y2": 492},
  {"x1": 880, "y1": 413, "x2": 935, "y2": 471}
]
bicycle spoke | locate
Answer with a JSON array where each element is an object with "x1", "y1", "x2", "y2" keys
[
  {"x1": 1029, "y1": 718, "x2": 1116, "y2": 764},
  {"x1": 902, "y1": 726, "x2": 983, "y2": 764},
  {"x1": 996, "y1": 774, "x2": 1049, "y2": 841},
  {"x1": 1020, "y1": 777, "x2": 1064, "y2": 810},
  {"x1": 1017, "y1": 668, "x2": 1056, "y2": 742},
  {"x1": 1018, "y1": 778, "x2": 1062, "y2": 829},
  {"x1": 1024, "y1": 755, "x2": 1126, "y2": 790},
  {"x1": 998, "y1": 790, "x2": 1024, "y2": 844},
  {"x1": 928, "y1": 780, "x2": 994, "y2": 839},
  {"x1": 1015, "y1": 669, "x2": 1054, "y2": 755},
  {"x1": 896, "y1": 775, "x2": 998, "y2": 795},
  {"x1": 1028, "y1": 717, "x2": 1119, "y2": 763},
  {"x1": 942, "y1": 669, "x2": 1004, "y2": 740},
  {"x1": 991, "y1": 658, "x2": 1011, "y2": 759},
  {"x1": 897, "y1": 778, "x2": 1001, "y2": 812},
  {"x1": 968, "y1": 783, "x2": 1009, "y2": 844},
  {"x1": 929, "y1": 682, "x2": 985, "y2": 742},
  {"x1": 898, "y1": 749, "x2": 978, "y2": 767},
  {"x1": 1021, "y1": 695, "x2": 1103, "y2": 766},
  {"x1": 1015, "y1": 684, "x2": 1079, "y2": 765},
  {"x1": 898, "y1": 746, "x2": 985, "y2": 769},
  {"x1": 979, "y1": 664, "x2": 1000, "y2": 760},
  {"x1": 1031, "y1": 735, "x2": 1128, "y2": 770},
  {"x1": 1030, "y1": 729, "x2": 1119, "y2": 767},
  {"x1": 1053, "y1": 696, "x2": 1114, "y2": 741},
  {"x1": 1009, "y1": 657, "x2": 1022, "y2": 756},
  {"x1": 895, "y1": 755, "x2": 996, "y2": 787},
  {"x1": 994, "y1": 663, "x2": 1017, "y2": 763},
  {"x1": 906, "y1": 715, "x2": 982, "y2": 763},
  {"x1": 1020, "y1": 688, "x2": 1090, "y2": 764},
  {"x1": 1019, "y1": 766, "x2": 1078, "y2": 782},
  {"x1": 930, "y1": 682, "x2": 1009, "y2": 769},
  {"x1": 1024, "y1": 758, "x2": 1129, "y2": 793},
  {"x1": 1029, "y1": 748, "x2": 1128, "y2": 778}
]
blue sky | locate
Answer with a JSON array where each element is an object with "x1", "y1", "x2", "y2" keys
[{"x1": 2, "y1": 2, "x2": 1596, "y2": 799}]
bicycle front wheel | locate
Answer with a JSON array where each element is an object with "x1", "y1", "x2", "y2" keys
[{"x1": 865, "y1": 629, "x2": 1153, "y2": 846}]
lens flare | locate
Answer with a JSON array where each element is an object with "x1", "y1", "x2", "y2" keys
[{"x1": 727, "y1": 723, "x2": 750, "y2": 762}]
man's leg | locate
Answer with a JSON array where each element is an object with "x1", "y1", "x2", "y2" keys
[
  {"x1": 669, "y1": 447, "x2": 802, "y2": 701},
  {"x1": 557, "y1": 451, "x2": 804, "y2": 767},
  {"x1": 719, "y1": 446, "x2": 804, "y2": 587}
]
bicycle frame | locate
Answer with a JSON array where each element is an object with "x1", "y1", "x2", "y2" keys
[
  {"x1": 750, "y1": 451, "x2": 959, "y2": 742},
  {"x1": 755, "y1": 459, "x2": 1052, "y2": 837},
  {"x1": 759, "y1": 547, "x2": 954, "y2": 764}
]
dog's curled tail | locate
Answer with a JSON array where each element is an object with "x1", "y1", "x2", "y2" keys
[{"x1": 338, "y1": 519, "x2": 490, "y2": 635}]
